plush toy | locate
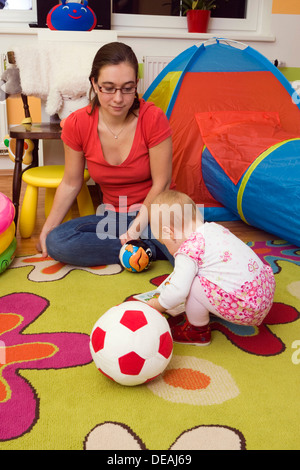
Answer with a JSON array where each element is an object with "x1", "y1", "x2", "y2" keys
[
  {"x1": 47, "y1": 0, "x2": 97, "y2": 31},
  {"x1": 0, "y1": 64, "x2": 22, "y2": 100},
  {"x1": 0, "y1": 80, "x2": 7, "y2": 101},
  {"x1": 58, "y1": 92, "x2": 89, "y2": 127},
  {"x1": 13, "y1": 42, "x2": 98, "y2": 118},
  {"x1": 1, "y1": 61, "x2": 34, "y2": 164}
]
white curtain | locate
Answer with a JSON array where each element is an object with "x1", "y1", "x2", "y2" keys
[{"x1": 4, "y1": 0, "x2": 32, "y2": 9}]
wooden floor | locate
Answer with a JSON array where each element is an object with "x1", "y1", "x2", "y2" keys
[{"x1": 0, "y1": 171, "x2": 274, "y2": 257}]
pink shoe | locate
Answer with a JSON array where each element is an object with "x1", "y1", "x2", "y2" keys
[{"x1": 168, "y1": 314, "x2": 211, "y2": 346}]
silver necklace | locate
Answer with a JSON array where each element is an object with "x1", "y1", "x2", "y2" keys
[{"x1": 102, "y1": 117, "x2": 126, "y2": 139}]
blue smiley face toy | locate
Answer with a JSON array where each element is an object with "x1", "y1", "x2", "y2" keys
[{"x1": 47, "y1": 0, "x2": 97, "y2": 31}]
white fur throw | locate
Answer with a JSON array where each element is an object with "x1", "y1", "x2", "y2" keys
[{"x1": 14, "y1": 42, "x2": 99, "y2": 116}]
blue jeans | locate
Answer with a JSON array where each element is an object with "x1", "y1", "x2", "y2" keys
[{"x1": 46, "y1": 211, "x2": 174, "y2": 267}]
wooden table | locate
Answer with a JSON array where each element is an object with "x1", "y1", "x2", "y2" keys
[{"x1": 9, "y1": 122, "x2": 62, "y2": 227}]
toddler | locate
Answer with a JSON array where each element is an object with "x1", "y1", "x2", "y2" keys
[{"x1": 146, "y1": 190, "x2": 276, "y2": 345}]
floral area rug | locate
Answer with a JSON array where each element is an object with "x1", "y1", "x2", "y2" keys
[{"x1": 0, "y1": 240, "x2": 299, "y2": 450}]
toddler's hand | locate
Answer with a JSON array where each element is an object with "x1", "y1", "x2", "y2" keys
[
  {"x1": 119, "y1": 228, "x2": 140, "y2": 246},
  {"x1": 147, "y1": 297, "x2": 165, "y2": 313}
]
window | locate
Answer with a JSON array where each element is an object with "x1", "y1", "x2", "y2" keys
[
  {"x1": 112, "y1": 0, "x2": 273, "y2": 38},
  {"x1": 0, "y1": 0, "x2": 273, "y2": 40},
  {"x1": 113, "y1": 0, "x2": 247, "y2": 18},
  {"x1": 211, "y1": 0, "x2": 246, "y2": 18},
  {"x1": 0, "y1": 0, "x2": 36, "y2": 22},
  {"x1": 2, "y1": 0, "x2": 32, "y2": 8}
]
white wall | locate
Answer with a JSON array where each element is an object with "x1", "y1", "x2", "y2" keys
[
  {"x1": 251, "y1": 14, "x2": 300, "y2": 67},
  {"x1": 0, "y1": 10, "x2": 300, "y2": 170}
]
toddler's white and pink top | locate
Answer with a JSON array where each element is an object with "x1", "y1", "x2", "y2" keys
[{"x1": 159, "y1": 223, "x2": 275, "y2": 326}]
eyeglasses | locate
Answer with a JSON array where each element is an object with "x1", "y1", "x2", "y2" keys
[{"x1": 97, "y1": 85, "x2": 137, "y2": 95}]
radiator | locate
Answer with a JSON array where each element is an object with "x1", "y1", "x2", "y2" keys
[
  {"x1": 142, "y1": 56, "x2": 174, "y2": 94},
  {"x1": 0, "y1": 54, "x2": 8, "y2": 152}
]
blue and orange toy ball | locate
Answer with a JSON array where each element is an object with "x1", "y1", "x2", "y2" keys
[{"x1": 119, "y1": 240, "x2": 153, "y2": 273}]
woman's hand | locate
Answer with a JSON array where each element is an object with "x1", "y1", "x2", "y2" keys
[
  {"x1": 36, "y1": 239, "x2": 47, "y2": 258},
  {"x1": 36, "y1": 227, "x2": 51, "y2": 257}
]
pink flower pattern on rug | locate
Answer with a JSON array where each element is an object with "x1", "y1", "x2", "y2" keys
[{"x1": 0, "y1": 293, "x2": 92, "y2": 441}]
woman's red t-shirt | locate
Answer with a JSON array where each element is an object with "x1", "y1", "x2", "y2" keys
[{"x1": 61, "y1": 99, "x2": 172, "y2": 211}]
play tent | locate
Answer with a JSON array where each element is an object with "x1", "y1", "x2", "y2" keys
[{"x1": 143, "y1": 38, "x2": 300, "y2": 246}]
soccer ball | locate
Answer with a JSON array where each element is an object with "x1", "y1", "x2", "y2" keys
[
  {"x1": 119, "y1": 240, "x2": 153, "y2": 273},
  {"x1": 90, "y1": 301, "x2": 173, "y2": 386}
]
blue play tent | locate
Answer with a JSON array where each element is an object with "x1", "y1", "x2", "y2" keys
[{"x1": 144, "y1": 39, "x2": 300, "y2": 246}]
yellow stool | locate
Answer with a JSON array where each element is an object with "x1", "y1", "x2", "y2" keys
[{"x1": 19, "y1": 165, "x2": 95, "y2": 238}]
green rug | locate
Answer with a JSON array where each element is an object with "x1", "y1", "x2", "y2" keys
[{"x1": 0, "y1": 240, "x2": 299, "y2": 450}]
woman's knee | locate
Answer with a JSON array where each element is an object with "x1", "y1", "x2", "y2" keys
[{"x1": 45, "y1": 226, "x2": 66, "y2": 259}]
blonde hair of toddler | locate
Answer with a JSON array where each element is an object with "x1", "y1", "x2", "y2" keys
[{"x1": 150, "y1": 190, "x2": 203, "y2": 241}]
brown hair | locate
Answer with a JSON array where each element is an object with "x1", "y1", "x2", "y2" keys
[{"x1": 88, "y1": 42, "x2": 140, "y2": 115}]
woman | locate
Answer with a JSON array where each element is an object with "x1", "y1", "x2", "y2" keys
[{"x1": 38, "y1": 42, "x2": 174, "y2": 266}]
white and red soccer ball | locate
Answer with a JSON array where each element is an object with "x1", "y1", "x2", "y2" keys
[{"x1": 90, "y1": 301, "x2": 173, "y2": 386}]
